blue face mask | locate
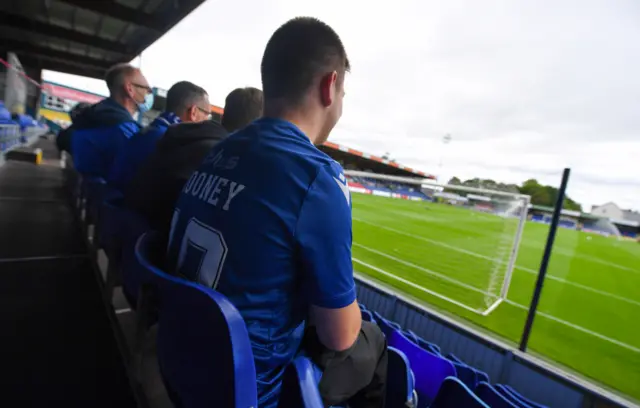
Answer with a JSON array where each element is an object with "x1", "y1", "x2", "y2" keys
[{"x1": 138, "y1": 93, "x2": 154, "y2": 114}]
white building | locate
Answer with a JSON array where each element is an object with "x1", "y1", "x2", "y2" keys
[
  {"x1": 591, "y1": 202, "x2": 625, "y2": 219},
  {"x1": 591, "y1": 202, "x2": 640, "y2": 228}
]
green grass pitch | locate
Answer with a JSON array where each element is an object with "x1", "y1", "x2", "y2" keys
[{"x1": 351, "y1": 193, "x2": 640, "y2": 401}]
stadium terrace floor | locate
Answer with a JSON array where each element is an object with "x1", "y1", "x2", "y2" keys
[{"x1": 0, "y1": 138, "x2": 137, "y2": 407}]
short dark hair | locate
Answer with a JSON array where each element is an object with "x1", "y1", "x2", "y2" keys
[
  {"x1": 166, "y1": 81, "x2": 208, "y2": 115},
  {"x1": 222, "y1": 87, "x2": 263, "y2": 132},
  {"x1": 261, "y1": 17, "x2": 350, "y2": 105},
  {"x1": 70, "y1": 102, "x2": 91, "y2": 121},
  {"x1": 104, "y1": 63, "x2": 138, "y2": 96}
]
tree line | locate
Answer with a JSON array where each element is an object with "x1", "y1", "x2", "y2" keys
[{"x1": 447, "y1": 177, "x2": 583, "y2": 212}]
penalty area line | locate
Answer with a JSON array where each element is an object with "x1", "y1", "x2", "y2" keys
[
  {"x1": 353, "y1": 242, "x2": 494, "y2": 297},
  {"x1": 353, "y1": 217, "x2": 640, "y2": 308},
  {"x1": 503, "y1": 300, "x2": 640, "y2": 354},
  {"x1": 353, "y1": 258, "x2": 640, "y2": 354},
  {"x1": 352, "y1": 258, "x2": 486, "y2": 315}
]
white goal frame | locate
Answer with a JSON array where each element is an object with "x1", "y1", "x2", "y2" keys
[{"x1": 344, "y1": 170, "x2": 531, "y2": 315}]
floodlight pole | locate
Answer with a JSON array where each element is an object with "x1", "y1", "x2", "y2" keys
[
  {"x1": 519, "y1": 168, "x2": 571, "y2": 352},
  {"x1": 439, "y1": 134, "x2": 452, "y2": 181}
]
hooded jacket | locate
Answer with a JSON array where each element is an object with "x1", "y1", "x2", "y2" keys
[
  {"x1": 124, "y1": 120, "x2": 228, "y2": 237},
  {"x1": 107, "y1": 111, "x2": 181, "y2": 192},
  {"x1": 55, "y1": 102, "x2": 92, "y2": 154},
  {"x1": 70, "y1": 98, "x2": 140, "y2": 178}
]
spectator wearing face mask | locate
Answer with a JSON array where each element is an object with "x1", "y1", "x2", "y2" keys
[
  {"x1": 107, "y1": 81, "x2": 211, "y2": 192},
  {"x1": 71, "y1": 63, "x2": 151, "y2": 179},
  {"x1": 124, "y1": 87, "x2": 263, "y2": 239}
]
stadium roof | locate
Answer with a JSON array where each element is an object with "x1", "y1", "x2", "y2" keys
[
  {"x1": 0, "y1": 0, "x2": 207, "y2": 79},
  {"x1": 200, "y1": 101, "x2": 434, "y2": 179},
  {"x1": 320, "y1": 142, "x2": 435, "y2": 179},
  {"x1": 529, "y1": 204, "x2": 640, "y2": 227},
  {"x1": 530, "y1": 204, "x2": 582, "y2": 218}
]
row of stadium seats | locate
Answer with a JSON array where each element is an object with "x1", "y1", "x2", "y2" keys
[
  {"x1": 66, "y1": 160, "x2": 548, "y2": 408},
  {"x1": 0, "y1": 101, "x2": 47, "y2": 152},
  {"x1": 347, "y1": 176, "x2": 430, "y2": 200},
  {"x1": 359, "y1": 304, "x2": 548, "y2": 408},
  {"x1": 65, "y1": 165, "x2": 418, "y2": 408}
]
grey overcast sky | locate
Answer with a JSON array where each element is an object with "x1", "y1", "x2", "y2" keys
[{"x1": 45, "y1": 0, "x2": 640, "y2": 211}]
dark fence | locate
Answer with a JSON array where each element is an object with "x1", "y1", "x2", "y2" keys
[{"x1": 355, "y1": 273, "x2": 637, "y2": 408}]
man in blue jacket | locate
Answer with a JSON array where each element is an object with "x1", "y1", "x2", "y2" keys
[
  {"x1": 107, "y1": 81, "x2": 210, "y2": 191},
  {"x1": 71, "y1": 63, "x2": 150, "y2": 178}
]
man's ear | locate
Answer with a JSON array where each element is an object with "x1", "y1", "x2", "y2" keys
[
  {"x1": 124, "y1": 81, "x2": 134, "y2": 99},
  {"x1": 320, "y1": 71, "x2": 338, "y2": 108},
  {"x1": 188, "y1": 105, "x2": 197, "y2": 121}
]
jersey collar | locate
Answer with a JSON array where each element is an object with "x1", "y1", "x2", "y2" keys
[{"x1": 258, "y1": 117, "x2": 312, "y2": 145}]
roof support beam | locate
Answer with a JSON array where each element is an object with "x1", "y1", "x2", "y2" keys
[
  {"x1": 2, "y1": 39, "x2": 114, "y2": 70},
  {"x1": 0, "y1": 12, "x2": 135, "y2": 58},
  {"x1": 15, "y1": 54, "x2": 105, "y2": 80},
  {"x1": 58, "y1": 0, "x2": 164, "y2": 32}
]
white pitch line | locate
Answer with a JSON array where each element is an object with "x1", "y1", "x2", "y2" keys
[
  {"x1": 517, "y1": 240, "x2": 640, "y2": 275},
  {"x1": 353, "y1": 259, "x2": 640, "y2": 354},
  {"x1": 357, "y1": 204, "x2": 640, "y2": 274},
  {"x1": 353, "y1": 217, "x2": 640, "y2": 308},
  {"x1": 353, "y1": 243, "x2": 492, "y2": 297},
  {"x1": 352, "y1": 258, "x2": 485, "y2": 315},
  {"x1": 503, "y1": 300, "x2": 640, "y2": 354}
]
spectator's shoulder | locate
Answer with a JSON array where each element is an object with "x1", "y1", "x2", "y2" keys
[
  {"x1": 312, "y1": 147, "x2": 345, "y2": 176},
  {"x1": 167, "y1": 120, "x2": 228, "y2": 142},
  {"x1": 120, "y1": 121, "x2": 141, "y2": 138}
]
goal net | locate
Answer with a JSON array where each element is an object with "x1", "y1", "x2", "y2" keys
[{"x1": 345, "y1": 170, "x2": 530, "y2": 315}]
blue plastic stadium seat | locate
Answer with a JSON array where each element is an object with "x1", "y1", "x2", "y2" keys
[
  {"x1": 402, "y1": 329, "x2": 419, "y2": 343},
  {"x1": 98, "y1": 195, "x2": 125, "y2": 253},
  {"x1": 430, "y1": 376, "x2": 489, "y2": 408},
  {"x1": 474, "y1": 368, "x2": 490, "y2": 384},
  {"x1": 278, "y1": 356, "x2": 324, "y2": 408},
  {"x1": 69, "y1": 171, "x2": 84, "y2": 210},
  {"x1": 361, "y1": 309, "x2": 375, "y2": 322},
  {"x1": 302, "y1": 345, "x2": 415, "y2": 408},
  {"x1": 120, "y1": 210, "x2": 152, "y2": 307},
  {"x1": 449, "y1": 360, "x2": 478, "y2": 390},
  {"x1": 493, "y1": 385, "x2": 534, "y2": 408},
  {"x1": 80, "y1": 176, "x2": 109, "y2": 251},
  {"x1": 372, "y1": 312, "x2": 402, "y2": 337},
  {"x1": 496, "y1": 385, "x2": 546, "y2": 408},
  {"x1": 98, "y1": 194, "x2": 126, "y2": 299},
  {"x1": 136, "y1": 232, "x2": 258, "y2": 408},
  {"x1": 82, "y1": 176, "x2": 106, "y2": 225},
  {"x1": 414, "y1": 335, "x2": 441, "y2": 355},
  {"x1": 386, "y1": 346, "x2": 417, "y2": 408},
  {"x1": 447, "y1": 353, "x2": 490, "y2": 384},
  {"x1": 445, "y1": 353, "x2": 462, "y2": 364},
  {"x1": 475, "y1": 382, "x2": 519, "y2": 408},
  {"x1": 388, "y1": 329, "x2": 456, "y2": 407}
]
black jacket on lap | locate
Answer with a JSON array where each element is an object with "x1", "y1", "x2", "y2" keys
[{"x1": 125, "y1": 120, "x2": 228, "y2": 237}]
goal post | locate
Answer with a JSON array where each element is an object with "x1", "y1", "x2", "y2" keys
[{"x1": 344, "y1": 170, "x2": 531, "y2": 315}]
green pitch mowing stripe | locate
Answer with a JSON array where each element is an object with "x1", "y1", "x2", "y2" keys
[{"x1": 351, "y1": 193, "x2": 640, "y2": 401}]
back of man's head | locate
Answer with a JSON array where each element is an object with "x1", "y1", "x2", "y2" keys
[
  {"x1": 105, "y1": 63, "x2": 139, "y2": 98},
  {"x1": 166, "y1": 81, "x2": 210, "y2": 123},
  {"x1": 70, "y1": 102, "x2": 91, "y2": 122},
  {"x1": 221, "y1": 87, "x2": 263, "y2": 132},
  {"x1": 261, "y1": 17, "x2": 350, "y2": 144}
]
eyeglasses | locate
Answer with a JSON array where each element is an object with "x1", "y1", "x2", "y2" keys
[
  {"x1": 132, "y1": 83, "x2": 153, "y2": 95},
  {"x1": 196, "y1": 106, "x2": 212, "y2": 119}
]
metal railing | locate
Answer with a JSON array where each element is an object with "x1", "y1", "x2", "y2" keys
[{"x1": 0, "y1": 123, "x2": 21, "y2": 152}]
